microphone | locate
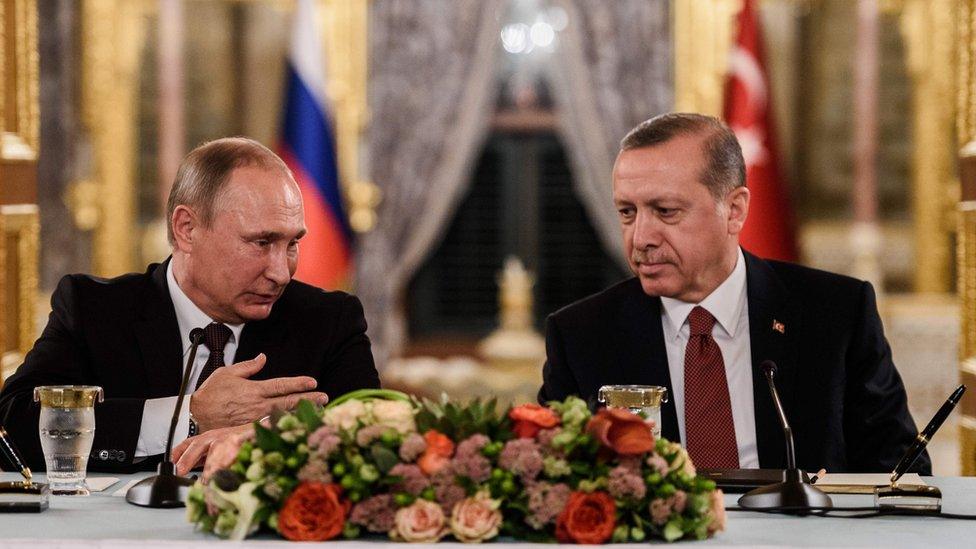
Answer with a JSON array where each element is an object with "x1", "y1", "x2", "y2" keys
[
  {"x1": 126, "y1": 328, "x2": 206, "y2": 508},
  {"x1": 738, "y1": 360, "x2": 832, "y2": 512}
]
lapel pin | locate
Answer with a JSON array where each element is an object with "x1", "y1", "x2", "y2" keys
[{"x1": 772, "y1": 319, "x2": 785, "y2": 334}]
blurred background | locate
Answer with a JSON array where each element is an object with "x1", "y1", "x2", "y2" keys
[{"x1": 1, "y1": 0, "x2": 975, "y2": 476}]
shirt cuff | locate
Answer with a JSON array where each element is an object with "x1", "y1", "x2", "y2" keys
[{"x1": 135, "y1": 396, "x2": 190, "y2": 458}]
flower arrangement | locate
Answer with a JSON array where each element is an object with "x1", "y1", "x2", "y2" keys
[{"x1": 186, "y1": 389, "x2": 725, "y2": 543}]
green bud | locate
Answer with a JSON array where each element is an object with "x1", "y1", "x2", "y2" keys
[
  {"x1": 343, "y1": 522, "x2": 361, "y2": 539},
  {"x1": 245, "y1": 461, "x2": 265, "y2": 481},
  {"x1": 658, "y1": 482, "x2": 677, "y2": 498},
  {"x1": 285, "y1": 456, "x2": 301, "y2": 469},
  {"x1": 340, "y1": 474, "x2": 356, "y2": 489},
  {"x1": 268, "y1": 512, "x2": 279, "y2": 531},
  {"x1": 645, "y1": 472, "x2": 662, "y2": 485},
  {"x1": 264, "y1": 452, "x2": 284, "y2": 468},
  {"x1": 394, "y1": 492, "x2": 415, "y2": 507},
  {"x1": 612, "y1": 525, "x2": 629, "y2": 543},
  {"x1": 236, "y1": 446, "x2": 252, "y2": 463},
  {"x1": 630, "y1": 527, "x2": 646, "y2": 542},
  {"x1": 332, "y1": 462, "x2": 347, "y2": 476},
  {"x1": 348, "y1": 490, "x2": 362, "y2": 503},
  {"x1": 501, "y1": 478, "x2": 516, "y2": 494},
  {"x1": 380, "y1": 429, "x2": 398, "y2": 446},
  {"x1": 359, "y1": 464, "x2": 380, "y2": 483},
  {"x1": 351, "y1": 454, "x2": 365, "y2": 468},
  {"x1": 277, "y1": 414, "x2": 301, "y2": 431},
  {"x1": 250, "y1": 449, "x2": 264, "y2": 462},
  {"x1": 490, "y1": 468, "x2": 505, "y2": 481},
  {"x1": 421, "y1": 487, "x2": 436, "y2": 501},
  {"x1": 296, "y1": 443, "x2": 309, "y2": 455}
]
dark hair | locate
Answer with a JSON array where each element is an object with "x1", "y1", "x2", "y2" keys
[
  {"x1": 166, "y1": 137, "x2": 293, "y2": 245},
  {"x1": 619, "y1": 113, "x2": 746, "y2": 200}
]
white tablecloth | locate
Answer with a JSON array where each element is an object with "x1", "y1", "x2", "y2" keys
[{"x1": 1, "y1": 473, "x2": 974, "y2": 547}]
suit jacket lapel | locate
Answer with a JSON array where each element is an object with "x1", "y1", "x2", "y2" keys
[
  {"x1": 744, "y1": 251, "x2": 799, "y2": 468},
  {"x1": 135, "y1": 259, "x2": 184, "y2": 397},
  {"x1": 614, "y1": 280, "x2": 680, "y2": 442}
]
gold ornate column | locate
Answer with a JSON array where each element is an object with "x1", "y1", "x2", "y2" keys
[
  {"x1": 901, "y1": 0, "x2": 958, "y2": 293},
  {"x1": 672, "y1": 0, "x2": 741, "y2": 116},
  {"x1": 320, "y1": 0, "x2": 379, "y2": 233},
  {"x1": 77, "y1": 0, "x2": 153, "y2": 277},
  {"x1": 0, "y1": 0, "x2": 40, "y2": 382},
  {"x1": 956, "y1": 0, "x2": 976, "y2": 476}
]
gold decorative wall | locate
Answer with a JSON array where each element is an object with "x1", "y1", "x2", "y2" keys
[
  {"x1": 0, "y1": 205, "x2": 39, "y2": 382},
  {"x1": 672, "y1": 0, "x2": 740, "y2": 116},
  {"x1": 956, "y1": 0, "x2": 976, "y2": 476}
]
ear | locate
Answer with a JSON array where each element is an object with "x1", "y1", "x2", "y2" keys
[
  {"x1": 171, "y1": 205, "x2": 198, "y2": 252},
  {"x1": 725, "y1": 186, "x2": 750, "y2": 235}
]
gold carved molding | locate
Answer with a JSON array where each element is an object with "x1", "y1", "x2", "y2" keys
[
  {"x1": 958, "y1": 0, "x2": 976, "y2": 477},
  {"x1": 672, "y1": 0, "x2": 741, "y2": 116},
  {"x1": 78, "y1": 0, "x2": 153, "y2": 277},
  {"x1": 0, "y1": 0, "x2": 39, "y2": 159},
  {"x1": 320, "y1": 0, "x2": 379, "y2": 233},
  {"x1": 901, "y1": 0, "x2": 958, "y2": 293},
  {"x1": 0, "y1": 205, "x2": 39, "y2": 382}
]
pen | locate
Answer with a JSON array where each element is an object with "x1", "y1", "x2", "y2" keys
[
  {"x1": 890, "y1": 384, "x2": 966, "y2": 485},
  {"x1": 0, "y1": 426, "x2": 32, "y2": 482}
]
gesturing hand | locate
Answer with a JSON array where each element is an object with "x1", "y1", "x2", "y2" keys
[
  {"x1": 189, "y1": 353, "x2": 329, "y2": 432},
  {"x1": 172, "y1": 422, "x2": 257, "y2": 477}
]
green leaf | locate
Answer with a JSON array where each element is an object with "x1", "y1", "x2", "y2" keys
[
  {"x1": 295, "y1": 399, "x2": 323, "y2": 431},
  {"x1": 254, "y1": 423, "x2": 286, "y2": 452},
  {"x1": 370, "y1": 444, "x2": 399, "y2": 474},
  {"x1": 663, "y1": 519, "x2": 684, "y2": 542}
]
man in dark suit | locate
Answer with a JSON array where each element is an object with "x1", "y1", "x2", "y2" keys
[
  {"x1": 0, "y1": 137, "x2": 380, "y2": 474},
  {"x1": 539, "y1": 113, "x2": 928, "y2": 474}
]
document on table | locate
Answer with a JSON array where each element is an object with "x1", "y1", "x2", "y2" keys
[
  {"x1": 85, "y1": 477, "x2": 120, "y2": 492},
  {"x1": 815, "y1": 473, "x2": 927, "y2": 494}
]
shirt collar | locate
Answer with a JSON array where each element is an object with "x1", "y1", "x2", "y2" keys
[
  {"x1": 660, "y1": 247, "x2": 747, "y2": 339},
  {"x1": 166, "y1": 261, "x2": 244, "y2": 353}
]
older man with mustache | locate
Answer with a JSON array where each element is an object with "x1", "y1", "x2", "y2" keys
[
  {"x1": 0, "y1": 137, "x2": 380, "y2": 474},
  {"x1": 539, "y1": 113, "x2": 927, "y2": 475}
]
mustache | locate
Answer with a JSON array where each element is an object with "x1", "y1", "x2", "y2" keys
[{"x1": 632, "y1": 249, "x2": 676, "y2": 266}]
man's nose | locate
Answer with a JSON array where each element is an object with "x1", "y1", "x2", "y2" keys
[
  {"x1": 632, "y1": 211, "x2": 662, "y2": 250},
  {"x1": 265, "y1": 246, "x2": 292, "y2": 285}
]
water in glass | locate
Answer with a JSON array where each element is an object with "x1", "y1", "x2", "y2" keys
[{"x1": 39, "y1": 406, "x2": 95, "y2": 494}]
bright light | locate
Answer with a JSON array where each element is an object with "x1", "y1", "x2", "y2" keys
[
  {"x1": 548, "y1": 7, "x2": 568, "y2": 31},
  {"x1": 501, "y1": 23, "x2": 529, "y2": 54},
  {"x1": 530, "y1": 22, "x2": 555, "y2": 48}
]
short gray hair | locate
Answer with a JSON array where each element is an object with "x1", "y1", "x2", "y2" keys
[
  {"x1": 166, "y1": 137, "x2": 293, "y2": 245},
  {"x1": 620, "y1": 112, "x2": 745, "y2": 200}
]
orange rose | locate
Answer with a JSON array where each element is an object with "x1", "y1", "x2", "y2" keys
[
  {"x1": 277, "y1": 482, "x2": 350, "y2": 541},
  {"x1": 585, "y1": 407, "x2": 655, "y2": 456},
  {"x1": 417, "y1": 430, "x2": 455, "y2": 475},
  {"x1": 555, "y1": 491, "x2": 616, "y2": 544},
  {"x1": 509, "y1": 404, "x2": 561, "y2": 439}
]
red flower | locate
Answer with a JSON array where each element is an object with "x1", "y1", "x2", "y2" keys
[
  {"x1": 509, "y1": 404, "x2": 561, "y2": 439},
  {"x1": 418, "y1": 430, "x2": 455, "y2": 475},
  {"x1": 585, "y1": 407, "x2": 655, "y2": 455},
  {"x1": 277, "y1": 482, "x2": 349, "y2": 541},
  {"x1": 555, "y1": 491, "x2": 616, "y2": 544}
]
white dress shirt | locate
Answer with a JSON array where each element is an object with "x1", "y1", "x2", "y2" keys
[
  {"x1": 660, "y1": 247, "x2": 759, "y2": 468},
  {"x1": 134, "y1": 262, "x2": 244, "y2": 457}
]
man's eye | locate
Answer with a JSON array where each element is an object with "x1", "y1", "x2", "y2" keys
[
  {"x1": 618, "y1": 207, "x2": 635, "y2": 219},
  {"x1": 658, "y1": 208, "x2": 678, "y2": 218},
  {"x1": 255, "y1": 240, "x2": 270, "y2": 247}
]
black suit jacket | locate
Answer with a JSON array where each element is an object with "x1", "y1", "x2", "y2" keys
[
  {"x1": 539, "y1": 251, "x2": 930, "y2": 474},
  {"x1": 0, "y1": 260, "x2": 380, "y2": 472}
]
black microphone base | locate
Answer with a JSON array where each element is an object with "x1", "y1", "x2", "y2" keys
[
  {"x1": 125, "y1": 461, "x2": 196, "y2": 508},
  {"x1": 737, "y1": 469, "x2": 832, "y2": 514}
]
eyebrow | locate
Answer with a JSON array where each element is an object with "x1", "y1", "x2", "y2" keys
[{"x1": 248, "y1": 229, "x2": 307, "y2": 241}]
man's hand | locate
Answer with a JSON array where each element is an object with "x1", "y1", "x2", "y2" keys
[
  {"x1": 172, "y1": 422, "x2": 255, "y2": 478},
  {"x1": 189, "y1": 353, "x2": 329, "y2": 432}
]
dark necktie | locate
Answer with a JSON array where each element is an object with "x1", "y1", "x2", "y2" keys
[
  {"x1": 683, "y1": 306, "x2": 739, "y2": 469},
  {"x1": 194, "y1": 322, "x2": 232, "y2": 391}
]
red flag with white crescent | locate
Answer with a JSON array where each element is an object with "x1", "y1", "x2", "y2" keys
[{"x1": 724, "y1": 0, "x2": 798, "y2": 261}]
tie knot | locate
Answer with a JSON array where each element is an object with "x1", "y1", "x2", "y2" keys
[
  {"x1": 202, "y1": 322, "x2": 232, "y2": 352},
  {"x1": 688, "y1": 306, "x2": 716, "y2": 336}
]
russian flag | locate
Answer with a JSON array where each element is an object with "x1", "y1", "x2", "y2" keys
[{"x1": 278, "y1": 0, "x2": 352, "y2": 289}]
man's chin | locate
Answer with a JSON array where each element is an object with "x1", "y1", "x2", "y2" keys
[
  {"x1": 236, "y1": 303, "x2": 275, "y2": 322},
  {"x1": 637, "y1": 276, "x2": 678, "y2": 299}
]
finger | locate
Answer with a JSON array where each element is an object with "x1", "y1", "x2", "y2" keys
[
  {"x1": 226, "y1": 353, "x2": 267, "y2": 378},
  {"x1": 175, "y1": 438, "x2": 211, "y2": 476},
  {"x1": 270, "y1": 391, "x2": 329, "y2": 412},
  {"x1": 172, "y1": 436, "x2": 193, "y2": 463},
  {"x1": 257, "y1": 375, "x2": 318, "y2": 397}
]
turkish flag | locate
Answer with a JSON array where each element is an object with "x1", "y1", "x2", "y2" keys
[{"x1": 724, "y1": 0, "x2": 798, "y2": 262}]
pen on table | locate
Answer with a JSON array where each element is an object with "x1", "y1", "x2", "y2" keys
[
  {"x1": 809, "y1": 468, "x2": 826, "y2": 485},
  {"x1": 0, "y1": 425, "x2": 33, "y2": 482},
  {"x1": 890, "y1": 384, "x2": 966, "y2": 485}
]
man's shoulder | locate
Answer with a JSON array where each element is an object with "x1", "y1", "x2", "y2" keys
[
  {"x1": 276, "y1": 279, "x2": 359, "y2": 313},
  {"x1": 549, "y1": 278, "x2": 645, "y2": 326},
  {"x1": 758, "y1": 257, "x2": 867, "y2": 297},
  {"x1": 54, "y1": 264, "x2": 161, "y2": 302}
]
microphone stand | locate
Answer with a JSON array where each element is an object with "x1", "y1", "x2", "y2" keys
[
  {"x1": 126, "y1": 328, "x2": 205, "y2": 508},
  {"x1": 738, "y1": 361, "x2": 832, "y2": 513}
]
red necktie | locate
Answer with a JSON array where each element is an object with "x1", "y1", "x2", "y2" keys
[
  {"x1": 683, "y1": 306, "x2": 739, "y2": 468},
  {"x1": 194, "y1": 322, "x2": 232, "y2": 391}
]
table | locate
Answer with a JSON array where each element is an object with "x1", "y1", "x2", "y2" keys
[{"x1": 1, "y1": 473, "x2": 974, "y2": 547}]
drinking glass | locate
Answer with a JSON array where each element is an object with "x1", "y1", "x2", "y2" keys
[
  {"x1": 597, "y1": 385, "x2": 668, "y2": 438},
  {"x1": 33, "y1": 385, "x2": 103, "y2": 495}
]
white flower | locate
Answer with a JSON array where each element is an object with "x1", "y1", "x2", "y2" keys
[
  {"x1": 371, "y1": 399, "x2": 417, "y2": 435},
  {"x1": 323, "y1": 399, "x2": 368, "y2": 432}
]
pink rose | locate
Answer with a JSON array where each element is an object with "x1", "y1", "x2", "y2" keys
[
  {"x1": 450, "y1": 491, "x2": 502, "y2": 543},
  {"x1": 391, "y1": 499, "x2": 448, "y2": 543},
  {"x1": 708, "y1": 489, "x2": 726, "y2": 533},
  {"x1": 202, "y1": 428, "x2": 253, "y2": 482}
]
